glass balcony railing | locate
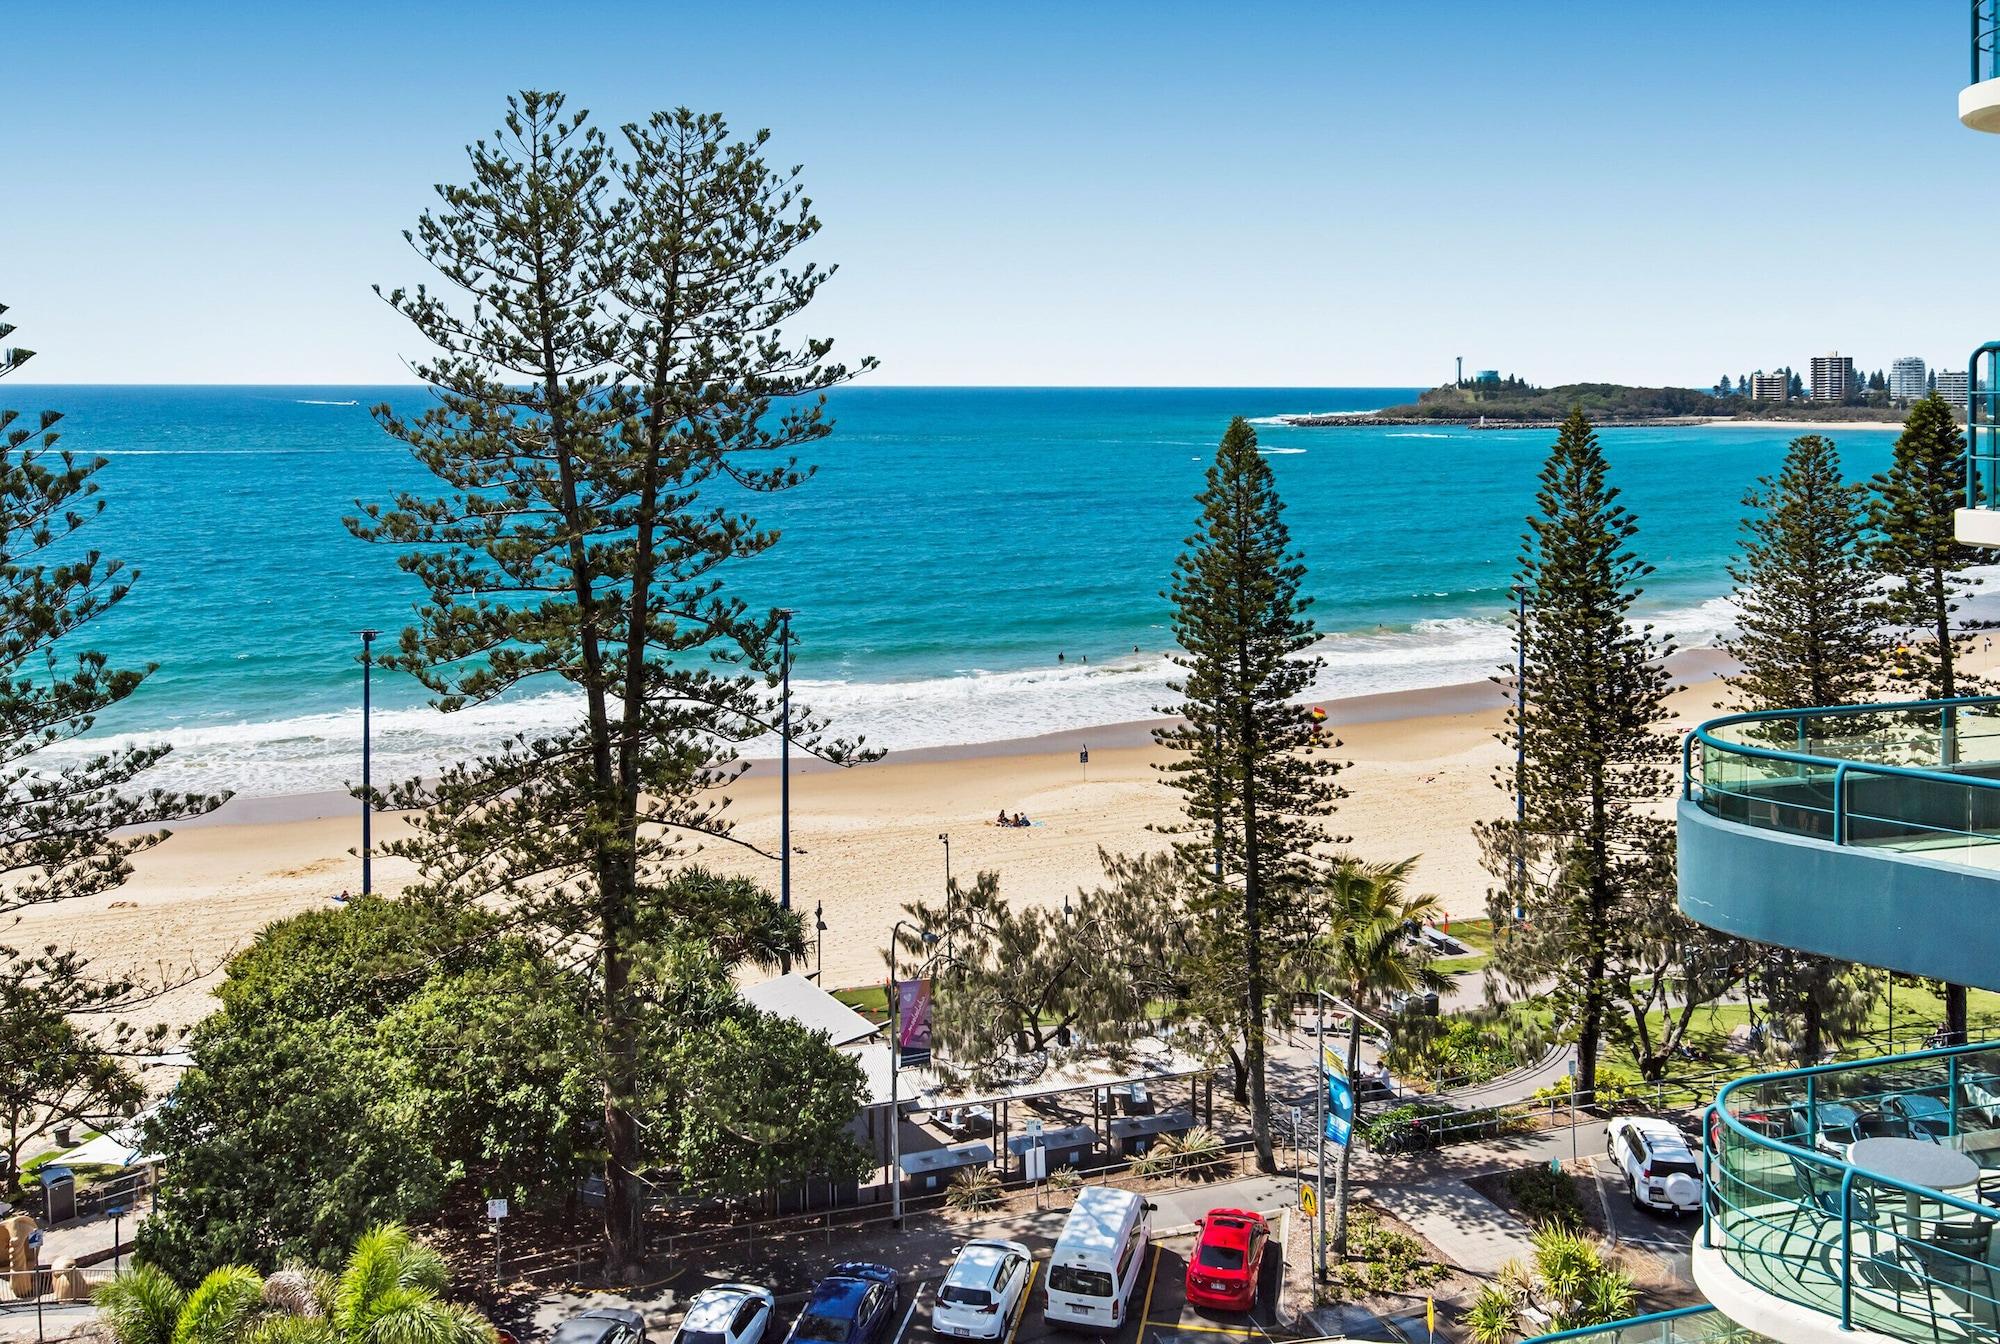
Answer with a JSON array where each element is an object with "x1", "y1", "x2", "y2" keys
[
  {"x1": 1978, "y1": 1, "x2": 2000, "y2": 86},
  {"x1": 1521, "y1": 1308, "x2": 1753, "y2": 1344},
  {"x1": 1972, "y1": 345, "x2": 2000, "y2": 516},
  {"x1": 1708, "y1": 1040, "x2": 2000, "y2": 1343},
  {"x1": 1685, "y1": 697, "x2": 2000, "y2": 868}
]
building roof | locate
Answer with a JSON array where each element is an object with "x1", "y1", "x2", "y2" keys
[{"x1": 740, "y1": 973, "x2": 881, "y2": 1048}]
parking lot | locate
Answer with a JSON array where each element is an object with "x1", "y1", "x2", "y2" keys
[{"x1": 865, "y1": 1227, "x2": 1289, "y2": 1344}]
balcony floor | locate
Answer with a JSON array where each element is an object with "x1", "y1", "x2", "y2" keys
[{"x1": 1715, "y1": 1200, "x2": 2000, "y2": 1344}]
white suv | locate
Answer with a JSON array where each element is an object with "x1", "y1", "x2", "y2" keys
[
  {"x1": 1605, "y1": 1116, "x2": 1702, "y2": 1215},
  {"x1": 932, "y1": 1239, "x2": 1033, "y2": 1340}
]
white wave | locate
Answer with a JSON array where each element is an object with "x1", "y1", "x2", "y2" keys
[
  {"x1": 295, "y1": 399, "x2": 359, "y2": 406},
  {"x1": 1386, "y1": 432, "x2": 1455, "y2": 439},
  {"x1": 1257, "y1": 447, "x2": 1307, "y2": 455},
  {"x1": 39, "y1": 593, "x2": 1758, "y2": 797}
]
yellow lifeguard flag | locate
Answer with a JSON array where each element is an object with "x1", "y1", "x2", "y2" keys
[{"x1": 1426, "y1": 1297, "x2": 1436, "y2": 1338}]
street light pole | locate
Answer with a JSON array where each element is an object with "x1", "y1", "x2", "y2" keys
[
  {"x1": 358, "y1": 629, "x2": 379, "y2": 897},
  {"x1": 1315, "y1": 991, "x2": 1326, "y2": 1282},
  {"x1": 938, "y1": 832, "x2": 951, "y2": 892},
  {"x1": 815, "y1": 900, "x2": 826, "y2": 984},
  {"x1": 887, "y1": 918, "x2": 936, "y2": 1229},
  {"x1": 779, "y1": 609, "x2": 795, "y2": 974},
  {"x1": 1511, "y1": 583, "x2": 1527, "y2": 921}
]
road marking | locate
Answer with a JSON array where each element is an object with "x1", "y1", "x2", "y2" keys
[
  {"x1": 1004, "y1": 1263, "x2": 1038, "y2": 1344},
  {"x1": 893, "y1": 1296, "x2": 920, "y2": 1344},
  {"x1": 1139, "y1": 1322, "x2": 1261, "y2": 1338},
  {"x1": 1139, "y1": 1243, "x2": 1163, "y2": 1331}
]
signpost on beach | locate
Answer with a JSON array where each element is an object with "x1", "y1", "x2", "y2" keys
[{"x1": 1079, "y1": 746, "x2": 1088, "y2": 782}]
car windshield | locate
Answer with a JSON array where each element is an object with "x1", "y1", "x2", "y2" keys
[
  {"x1": 793, "y1": 1314, "x2": 850, "y2": 1344},
  {"x1": 1196, "y1": 1243, "x2": 1245, "y2": 1271},
  {"x1": 938, "y1": 1284, "x2": 992, "y2": 1307},
  {"x1": 1047, "y1": 1266, "x2": 1114, "y2": 1298},
  {"x1": 677, "y1": 1332, "x2": 726, "y2": 1344}
]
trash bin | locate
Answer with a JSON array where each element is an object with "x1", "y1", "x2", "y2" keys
[{"x1": 39, "y1": 1167, "x2": 75, "y2": 1225}]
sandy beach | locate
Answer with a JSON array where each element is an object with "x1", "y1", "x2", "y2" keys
[{"x1": 8, "y1": 650, "x2": 1769, "y2": 1041}]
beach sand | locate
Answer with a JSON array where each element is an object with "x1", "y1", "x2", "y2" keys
[{"x1": 9, "y1": 650, "x2": 1789, "y2": 1040}]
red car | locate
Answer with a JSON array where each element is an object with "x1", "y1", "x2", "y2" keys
[{"x1": 1184, "y1": 1208, "x2": 1269, "y2": 1312}]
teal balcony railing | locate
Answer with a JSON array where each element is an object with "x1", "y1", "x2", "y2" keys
[
  {"x1": 1708, "y1": 1040, "x2": 2000, "y2": 1342},
  {"x1": 1685, "y1": 697, "x2": 2000, "y2": 865},
  {"x1": 1978, "y1": 1, "x2": 2000, "y2": 86},
  {"x1": 1521, "y1": 1308, "x2": 1745, "y2": 1344},
  {"x1": 1972, "y1": 343, "x2": 2000, "y2": 512}
]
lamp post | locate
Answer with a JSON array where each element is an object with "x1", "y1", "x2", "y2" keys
[
  {"x1": 938, "y1": 832, "x2": 951, "y2": 892},
  {"x1": 815, "y1": 900, "x2": 827, "y2": 984},
  {"x1": 888, "y1": 919, "x2": 938, "y2": 1229},
  {"x1": 358, "y1": 629, "x2": 379, "y2": 896},
  {"x1": 779, "y1": 609, "x2": 795, "y2": 973},
  {"x1": 1313, "y1": 989, "x2": 1390, "y2": 1282},
  {"x1": 1510, "y1": 583, "x2": 1527, "y2": 921}
]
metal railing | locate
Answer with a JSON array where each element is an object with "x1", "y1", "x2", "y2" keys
[
  {"x1": 1685, "y1": 696, "x2": 2000, "y2": 862},
  {"x1": 1707, "y1": 1039, "x2": 2000, "y2": 1344},
  {"x1": 1978, "y1": 1, "x2": 2000, "y2": 87},
  {"x1": 1520, "y1": 1306, "x2": 1735, "y2": 1344}
]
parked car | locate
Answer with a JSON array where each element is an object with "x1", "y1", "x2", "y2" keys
[
  {"x1": 554, "y1": 1309, "x2": 649, "y2": 1344},
  {"x1": 932, "y1": 1239, "x2": 1032, "y2": 1339},
  {"x1": 1605, "y1": 1116, "x2": 1702, "y2": 1215},
  {"x1": 1183, "y1": 1208, "x2": 1269, "y2": 1312},
  {"x1": 788, "y1": 1264, "x2": 900, "y2": 1344},
  {"x1": 673, "y1": 1285, "x2": 776, "y2": 1344}
]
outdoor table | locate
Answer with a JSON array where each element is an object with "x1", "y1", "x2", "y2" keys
[{"x1": 1852, "y1": 1136, "x2": 1981, "y2": 1231}]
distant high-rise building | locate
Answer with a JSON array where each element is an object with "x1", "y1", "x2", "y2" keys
[
  {"x1": 1810, "y1": 352, "x2": 1856, "y2": 402},
  {"x1": 1891, "y1": 356, "x2": 1928, "y2": 401},
  {"x1": 1750, "y1": 371, "x2": 1789, "y2": 401},
  {"x1": 1937, "y1": 366, "x2": 1970, "y2": 404}
]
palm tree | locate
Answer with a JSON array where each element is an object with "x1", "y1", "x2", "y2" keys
[
  {"x1": 1289, "y1": 855, "x2": 1449, "y2": 1257},
  {"x1": 97, "y1": 1224, "x2": 492, "y2": 1344}
]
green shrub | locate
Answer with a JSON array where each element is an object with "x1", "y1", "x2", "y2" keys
[
  {"x1": 1322, "y1": 1207, "x2": 1447, "y2": 1302},
  {"x1": 1505, "y1": 1165, "x2": 1585, "y2": 1229},
  {"x1": 945, "y1": 1165, "x2": 1003, "y2": 1213}
]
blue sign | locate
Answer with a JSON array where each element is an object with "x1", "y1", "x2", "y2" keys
[{"x1": 1324, "y1": 1071, "x2": 1354, "y2": 1146}]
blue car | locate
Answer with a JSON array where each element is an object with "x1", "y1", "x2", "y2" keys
[{"x1": 787, "y1": 1264, "x2": 900, "y2": 1344}]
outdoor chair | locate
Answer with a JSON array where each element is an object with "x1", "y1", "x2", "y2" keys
[
  {"x1": 1778, "y1": 1156, "x2": 1879, "y2": 1261},
  {"x1": 1900, "y1": 1219, "x2": 2000, "y2": 1329},
  {"x1": 1862, "y1": 1239, "x2": 1944, "y2": 1339}
]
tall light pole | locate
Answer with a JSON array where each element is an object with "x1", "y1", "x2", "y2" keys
[
  {"x1": 1511, "y1": 583, "x2": 1527, "y2": 921},
  {"x1": 358, "y1": 629, "x2": 379, "y2": 896},
  {"x1": 887, "y1": 919, "x2": 938, "y2": 1228},
  {"x1": 938, "y1": 832, "x2": 951, "y2": 892},
  {"x1": 779, "y1": 609, "x2": 795, "y2": 973},
  {"x1": 814, "y1": 900, "x2": 827, "y2": 984}
]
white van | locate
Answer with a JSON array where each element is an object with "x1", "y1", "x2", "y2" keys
[{"x1": 1044, "y1": 1186, "x2": 1153, "y2": 1330}]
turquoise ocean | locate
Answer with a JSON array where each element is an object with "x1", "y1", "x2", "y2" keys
[{"x1": 2, "y1": 385, "x2": 1916, "y2": 797}]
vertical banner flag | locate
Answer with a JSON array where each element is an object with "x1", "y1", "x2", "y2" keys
[
  {"x1": 898, "y1": 979, "x2": 934, "y2": 1061},
  {"x1": 1325, "y1": 1068, "x2": 1354, "y2": 1146}
]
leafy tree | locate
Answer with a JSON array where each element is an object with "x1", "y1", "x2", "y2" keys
[
  {"x1": 138, "y1": 901, "x2": 596, "y2": 1278},
  {"x1": 893, "y1": 867, "x2": 1166, "y2": 1087},
  {"x1": 1479, "y1": 410, "x2": 1674, "y2": 1100},
  {"x1": 103, "y1": 1223, "x2": 492, "y2": 1344},
  {"x1": 1871, "y1": 392, "x2": 1981, "y2": 1042},
  {"x1": 1155, "y1": 416, "x2": 1346, "y2": 1173},
  {"x1": 1286, "y1": 856, "x2": 1446, "y2": 1255},
  {"x1": 1788, "y1": 369, "x2": 1804, "y2": 400},
  {"x1": 349, "y1": 93, "x2": 873, "y2": 1275},
  {"x1": 1717, "y1": 375, "x2": 1733, "y2": 396},
  {"x1": 0, "y1": 303, "x2": 221, "y2": 1194},
  {"x1": 1721, "y1": 434, "x2": 1883, "y2": 1059}
]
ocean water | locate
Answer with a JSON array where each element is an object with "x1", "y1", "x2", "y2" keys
[{"x1": 1, "y1": 385, "x2": 1910, "y2": 797}]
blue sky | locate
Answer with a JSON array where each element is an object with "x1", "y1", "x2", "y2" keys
[{"x1": 5, "y1": 2, "x2": 1988, "y2": 386}]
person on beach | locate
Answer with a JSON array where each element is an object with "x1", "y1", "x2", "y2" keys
[{"x1": 996, "y1": 808, "x2": 1009, "y2": 826}]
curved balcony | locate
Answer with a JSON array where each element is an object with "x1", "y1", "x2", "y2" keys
[
  {"x1": 1521, "y1": 1307, "x2": 1748, "y2": 1344},
  {"x1": 1680, "y1": 698, "x2": 2000, "y2": 990},
  {"x1": 1963, "y1": 345, "x2": 2000, "y2": 548},
  {"x1": 1966, "y1": 2, "x2": 2000, "y2": 130},
  {"x1": 1704, "y1": 1041, "x2": 2000, "y2": 1344}
]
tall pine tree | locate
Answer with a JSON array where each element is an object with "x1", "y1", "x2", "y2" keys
[
  {"x1": 1721, "y1": 434, "x2": 1882, "y2": 1060},
  {"x1": 1480, "y1": 410, "x2": 1674, "y2": 1099},
  {"x1": 1156, "y1": 416, "x2": 1344, "y2": 1174},
  {"x1": 1872, "y1": 392, "x2": 1981, "y2": 1043},
  {"x1": 0, "y1": 304, "x2": 222, "y2": 1186},
  {"x1": 351, "y1": 95, "x2": 873, "y2": 1275}
]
